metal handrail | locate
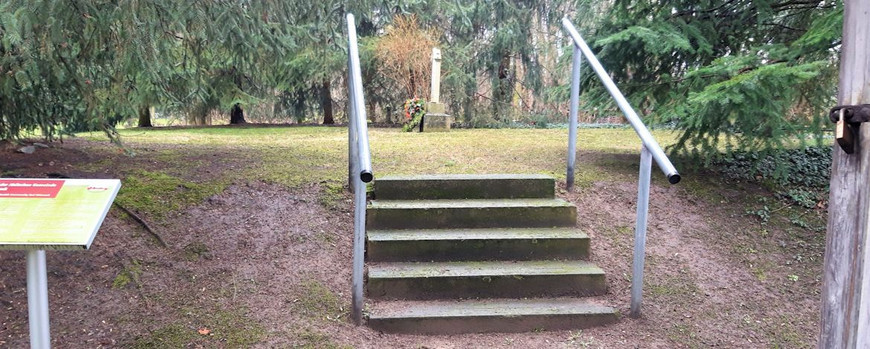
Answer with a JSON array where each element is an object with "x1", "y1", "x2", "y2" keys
[
  {"x1": 347, "y1": 14, "x2": 374, "y2": 183},
  {"x1": 561, "y1": 17, "x2": 680, "y2": 319},
  {"x1": 562, "y1": 18, "x2": 680, "y2": 185},
  {"x1": 345, "y1": 13, "x2": 373, "y2": 325}
]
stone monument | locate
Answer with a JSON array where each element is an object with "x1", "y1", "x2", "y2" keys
[{"x1": 423, "y1": 47, "x2": 453, "y2": 132}]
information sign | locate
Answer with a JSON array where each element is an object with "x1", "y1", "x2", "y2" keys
[
  {"x1": 0, "y1": 178, "x2": 120, "y2": 348},
  {"x1": 0, "y1": 178, "x2": 120, "y2": 250}
]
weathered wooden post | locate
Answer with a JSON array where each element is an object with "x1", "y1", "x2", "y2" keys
[{"x1": 820, "y1": 1, "x2": 870, "y2": 347}]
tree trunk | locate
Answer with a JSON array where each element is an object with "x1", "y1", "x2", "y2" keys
[
  {"x1": 386, "y1": 105, "x2": 393, "y2": 124},
  {"x1": 137, "y1": 105, "x2": 153, "y2": 127},
  {"x1": 368, "y1": 99, "x2": 377, "y2": 123},
  {"x1": 230, "y1": 104, "x2": 246, "y2": 124},
  {"x1": 229, "y1": 66, "x2": 247, "y2": 124},
  {"x1": 292, "y1": 89, "x2": 306, "y2": 123},
  {"x1": 320, "y1": 80, "x2": 334, "y2": 125},
  {"x1": 494, "y1": 52, "x2": 513, "y2": 120}
]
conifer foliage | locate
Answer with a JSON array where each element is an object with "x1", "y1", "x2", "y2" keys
[
  {"x1": 589, "y1": 0, "x2": 842, "y2": 157},
  {"x1": 0, "y1": 1, "x2": 303, "y2": 140},
  {"x1": 0, "y1": 0, "x2": 844, "y2": 153}
]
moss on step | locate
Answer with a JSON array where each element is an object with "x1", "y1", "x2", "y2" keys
[{"x1": 367, "y1": 199, "x2": 577, "y2": 229}]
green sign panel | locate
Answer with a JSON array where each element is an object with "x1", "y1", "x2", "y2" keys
[{"x1": 0, "y1": 178, "x2": 121, "y2": 250}]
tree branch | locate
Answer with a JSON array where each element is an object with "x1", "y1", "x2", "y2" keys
[{"x1": 113, "y1": 202, "x2": 168, "y2": 248}]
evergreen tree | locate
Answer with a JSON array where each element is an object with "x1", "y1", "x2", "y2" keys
[
  {"x1": 0, "y1": 1, "x2": 299, "y2": 139},
  {"x1": 0, "y1": 0, "x2": 840, "y2": 148},
  {"x1": 588, "y1": 0, "x2": 842, "y2": 157}
]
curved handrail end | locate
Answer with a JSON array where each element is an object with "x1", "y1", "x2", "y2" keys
[
  {"x1": 360, "y1": 171, "x2": 373, "y2": 183},
  {"x1": 667, "y1": 172, "x2": 681, "y2": 185}
]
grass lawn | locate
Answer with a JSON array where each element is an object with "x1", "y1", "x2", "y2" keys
[{"x1": 98, "y1": 127, "x2": 678, "y2": 182}]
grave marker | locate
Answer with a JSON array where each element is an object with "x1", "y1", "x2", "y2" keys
[{"x1": 424, "y1": 47, "x2": 453, "y2": 132}]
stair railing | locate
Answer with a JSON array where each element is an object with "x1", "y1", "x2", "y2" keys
[
  {"x1": 561, "y1": 18, "x2": 681, "y2": 318},
  {"x1": 346, "y1": 13, "x2": 374, "y2": 325}
]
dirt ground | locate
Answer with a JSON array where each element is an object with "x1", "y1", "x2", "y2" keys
[{"x1": 0, "y1": 137, "x2": 823, "y2": 348}]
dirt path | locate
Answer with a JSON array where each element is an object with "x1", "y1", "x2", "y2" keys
[{"x1": 0, "y1": 139, "x2": 821, "y2": 348}]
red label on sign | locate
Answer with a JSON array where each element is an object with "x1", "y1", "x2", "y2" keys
[{"x1": 0, "y1": 180, "x2": 65, "y2": 198}]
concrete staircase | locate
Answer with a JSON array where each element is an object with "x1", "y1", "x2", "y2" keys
[{"x1": 365, "y1": 174, "x2": 619, "y2": 334}]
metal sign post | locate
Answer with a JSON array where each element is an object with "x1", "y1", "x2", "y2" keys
[
  {"x1": 26, "y1": 250, "x2": 50, "y2": 348},
  {"x1": 0, "y1": 178, "x2": 121, "y2": 349}
]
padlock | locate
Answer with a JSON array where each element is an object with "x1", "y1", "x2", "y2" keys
[{"x1": 837, "y1": 108, "x2": 855, "y2": 154}]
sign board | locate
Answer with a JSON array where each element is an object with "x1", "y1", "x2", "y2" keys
[{"x1": 0, "y1": 178, "x2": 121, "y2": 250}]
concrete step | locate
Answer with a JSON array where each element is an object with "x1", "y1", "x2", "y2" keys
[
  {"x1": 367, "y1": 228, "x2": 589, "y2": 262},
  {"x1": 366, "y1": 199, "x2": 576, "y2": 229},
  {"x1": 374, "y1": 174, "x2": 555, "y2": 200},
  {"x1": 367, "y1": 260, "x2": 606, "y2": 300},
  {"x1": 367, "y1": 298, "x2": 619, "y2": 334}
]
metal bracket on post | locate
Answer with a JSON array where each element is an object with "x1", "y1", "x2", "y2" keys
[{"x1": 830, "y1": 104, "x2": 870, "y2": 154}]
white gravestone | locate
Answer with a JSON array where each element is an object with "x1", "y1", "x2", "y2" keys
[{"x1": 424, "y1": 47, "x2": 453, "y2": 131}]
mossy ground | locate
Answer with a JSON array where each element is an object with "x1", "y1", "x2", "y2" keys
[
  {"x1": 129, "y1": 307, "x2": 265, "y2": 348},
  {"x1": 112, "y1": 259, "x2": 143, "y2": 289},
  {"x1": 72, "y1": 127, "x2": 678, "y2": 223},
  {"x1": 294, "y1": 278, "x2": 347, "y2": 321}
]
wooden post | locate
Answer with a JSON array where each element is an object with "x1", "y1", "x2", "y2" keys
[{"x1": 820, "y1": 1, "x2": 870, "y2": 347}]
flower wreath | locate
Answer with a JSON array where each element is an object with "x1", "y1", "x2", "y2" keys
[{"x1": 402, "y1": 98, "x2": 426, "y2": 132}]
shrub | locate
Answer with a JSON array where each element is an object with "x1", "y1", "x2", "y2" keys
[{"x1": 714, "y1": 146, "x2": 831, "y2": 208}]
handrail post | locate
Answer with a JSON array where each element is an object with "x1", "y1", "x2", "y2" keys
[
  {"x1": 348, "y1": 54, "x2": 363, "y2": 324},
  {"x1": 566, "y1": 44, "x2": 582, "y2": 191},
  {"x1": 346, "y1": 13, "x2": 372, "y2": 325},
  {"x1": 561, "y1": 17, "x2": 678, "y2": 319},
  {"x1": 348, "y1": 55, "x2": 358, "y2": 191},
  {"x1": 630, "y1": 145, "x2": 653, "y2": 318},
  {"x1": 351, "y1": 173, "x2": 365, "y2": 324}
]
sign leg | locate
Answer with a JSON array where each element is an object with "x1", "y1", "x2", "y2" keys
[{"x1": 26, "y1": 249, "x2": 51, "y2": 349}]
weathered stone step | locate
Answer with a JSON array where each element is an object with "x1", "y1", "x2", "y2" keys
[
  {"x1": 367, "y1": 260, "x2": 606, "y2": 300},
  {"x1": 366, "y1": 199, "x2": 576, "y2": 229},
  {"x1": 367, "y1": 298, "x2": 619, "y2": 334},
  {"x1": 375, "y1": 174, "x2": 555, "y2": 200},
  {"x1": 367, "y1": 228, "x2": 589, "y2": 262}
]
